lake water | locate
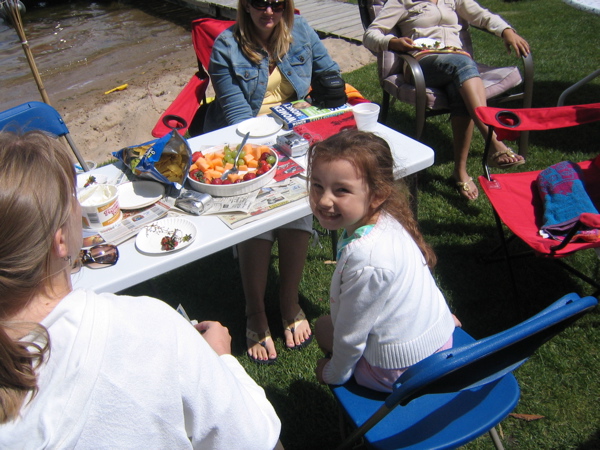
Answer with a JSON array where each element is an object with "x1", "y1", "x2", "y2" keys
[{"x1": 0, "y1": 0, "x2": 202, "y2": 111}]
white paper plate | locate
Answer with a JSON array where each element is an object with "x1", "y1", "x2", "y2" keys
[
  {"x1": 237, "y1": 116, "x2": 282, "y2": 137},
  {"x1": 117, "y1": 181, "x2": 165, "y2": 210},
  {"x1": 136, "y1": 218, "x2": 197, "y2": 254},
  {"x1": 413, "y1": 38, "x2": 443, "y2": 49}
]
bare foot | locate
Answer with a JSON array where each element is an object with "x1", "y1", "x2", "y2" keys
[
  {"x1": 488, "y1": 147, "x2": 525, "y2": 168},
  {"x1": 246, "y1": 311, "x2": 277, "y2": 363}
]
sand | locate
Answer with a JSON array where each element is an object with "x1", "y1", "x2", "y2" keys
[{"x1": 56, "y1": 38, "x2": 375, "y2": 166}]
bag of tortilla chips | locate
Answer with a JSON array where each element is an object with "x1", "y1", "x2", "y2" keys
[{"x1": 112, "y1": 130, "x2": 192, "y2": 189}]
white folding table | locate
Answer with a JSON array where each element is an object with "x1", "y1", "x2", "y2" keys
[{"x1": 72, "y1": 122, "x2": 434, "y2": 293}]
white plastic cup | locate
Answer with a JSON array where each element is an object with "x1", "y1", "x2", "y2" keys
[
  {"x1": 352, "y1": 103, "x2": 381, "y2": 131},
  {"x1": 78, "y1": 184, "x2": 121, "y2": 229}
]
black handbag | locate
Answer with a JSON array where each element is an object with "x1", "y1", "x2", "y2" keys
[{"x1": 307, "y1": 72, "x2": 347, "y2": 109}]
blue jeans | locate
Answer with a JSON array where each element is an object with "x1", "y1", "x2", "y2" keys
[{"x1": 418, "y1": 53, "x2": 481, "y2": 117}]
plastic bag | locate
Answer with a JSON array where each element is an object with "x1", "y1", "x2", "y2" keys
[{"x1": 112, "y1": 130, "x2": 192, "y2": 189}]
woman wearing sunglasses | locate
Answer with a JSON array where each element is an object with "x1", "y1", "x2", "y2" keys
[
  {"x1": 205, "y1": 0, "x2": 343, "y2": 365},
  {"x1": 0, "y1": 131, "x2": 281, "y2": 448}
]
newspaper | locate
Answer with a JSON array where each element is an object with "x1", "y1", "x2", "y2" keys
[
  {"x1": 218, "y1": 177, "x2": 308, "y2": 229},
  {"x1": 203, "y1": 190, "x2": 260, "y2": 215},
  {"x1": 82, "y1": 200, "x2": 172, "y2": 246}
]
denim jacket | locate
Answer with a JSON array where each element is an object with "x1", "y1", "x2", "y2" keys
[{"x1": 204, "y1": 16, "x2": 341, "y2": 132}]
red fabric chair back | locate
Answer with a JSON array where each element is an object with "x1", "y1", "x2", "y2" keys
[
  {"x1": 475, "y1": 103, "x2": 600, "y2": 141},
  {"x1": 151, "y1": 18, "x2": 234, "y2": 138}
]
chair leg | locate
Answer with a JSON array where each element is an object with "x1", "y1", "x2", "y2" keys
[
  {"x1": 489, "y1": 427, "x2": 505, "y2": 450},
  {"x1": 380, "y1": 91, "x2": 390, "y2": 124},
  {"x1": 491, "y1": 210, "x2": 520, "y2": 301}
]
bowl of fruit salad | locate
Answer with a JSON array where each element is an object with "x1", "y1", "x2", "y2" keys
[{"x1": 187, "y1": 143, "x2": 278, "y2": 197}]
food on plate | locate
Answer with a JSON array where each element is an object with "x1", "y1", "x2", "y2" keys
[
  {"x1": 188, "y1": 144, "x2": 275, "y2": 185},
  {"x1": 83, "y1": 175, "x2": 97, "y2": 188}
]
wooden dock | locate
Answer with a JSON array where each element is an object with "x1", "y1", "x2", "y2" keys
[{"x1": 169, "y1": 0, "x2": 365, "y2": 42}]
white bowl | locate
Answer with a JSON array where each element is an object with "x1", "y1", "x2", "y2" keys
[{"x1": 187, "y1": 145, "x2": 278, "y2": 197}]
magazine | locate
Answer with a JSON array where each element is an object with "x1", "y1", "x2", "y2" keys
[
  {"x1": 218, "y1": 177, "x2": 309, "y2": 229},
  {"x1": 270, "y1": 99, "x2": 352, "y2": 130}
]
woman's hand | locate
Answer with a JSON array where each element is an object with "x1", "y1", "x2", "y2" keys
[
  {"x1": 315, "y1": 357, "x2": 330, "y2": 384},
  {"x1": 388, "y1": 37, "x2": 416, "y2": 53},
  {"x1": 501, "y1": 28, "x2": 530, "y2": 58},
  {"x1": 195, "y1": 321, "x2": 232, "y2": 356}
]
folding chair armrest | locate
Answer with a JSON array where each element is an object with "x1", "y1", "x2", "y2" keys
[{"x1": 397, "y1": 53, "x2": 427, "y2": 137}]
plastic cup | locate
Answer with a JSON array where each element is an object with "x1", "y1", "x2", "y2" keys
[
  {"x1": 78, "y1": 184, "x2": 121, "y2": 229},
  {"x1": 352, "y1": 103, "x2": 381, "y2": 131}
]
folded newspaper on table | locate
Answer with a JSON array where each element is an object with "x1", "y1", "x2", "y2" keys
[
  {"x1": 218, "y1": 177, "x2": 308, "y2": 229},
  {"x1": 82, "y1": 200, "x2": 172, "y2": 246}
]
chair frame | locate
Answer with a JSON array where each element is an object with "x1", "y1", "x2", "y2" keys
[
  {"x1": 331, "y1": 292, "x2": 597, "y2": 450},
  {"x1": 358, "y1": 0, "x2": 534, "y2": 156},
  {"x1": 477, "y1": 104, "x2": 600, "y2": 298},
  {"x1": 0, "y1": 101, "x2": 89, "y2": 171}
]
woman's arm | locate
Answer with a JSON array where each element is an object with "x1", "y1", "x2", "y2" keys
[
  {"x1": 209, "y1": 36, "x2": 256, "y2": 125},
  {"x1": 363, "y1": 0, "x2": 410, "y2": 53},
  {"x1": 457, "y1": 0, "x2": 529, "y2": 57}
]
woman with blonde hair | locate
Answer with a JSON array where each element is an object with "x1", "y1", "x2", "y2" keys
[
  {"x1": 0, "y1": 130, "x2": 281, "y2": 448},
  {"x1": 205, "y1": 0, "x2": 342, "y2": 364}
]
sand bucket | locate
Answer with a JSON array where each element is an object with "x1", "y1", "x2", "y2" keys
[{"x1": 78, "y1": 184, "x2": 121, "y2": 229}]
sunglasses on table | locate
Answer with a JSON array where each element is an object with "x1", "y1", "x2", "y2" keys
[
  {"x1": 71, "y1": 244, "x2": 119, "y2": 274},
  {"x1": 249, "y1": 0, "x2": 286, "y2": 12}
]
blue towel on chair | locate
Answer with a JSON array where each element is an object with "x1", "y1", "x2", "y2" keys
[{"x1": 537, "y1": 161, "x2": 600, "y2": 241}]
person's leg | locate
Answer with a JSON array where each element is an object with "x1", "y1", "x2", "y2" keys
[
  {"x1": 459, "y1": 77, "x2": 525, "y2": 166},
  {"x1": 450, "y1": 114, "x2": 478, "y2": 200},
  {"x1": 238, "y1": 237, "x2": 277, "y2": 362},
  {"x1": 276, "y1": 227, "x2": 312, "y2": 349},
  {"x1": 314, "y1": 314, "x2": 334, "y2": 354}
]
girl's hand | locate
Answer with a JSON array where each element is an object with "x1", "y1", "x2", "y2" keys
[
  {"x1": 388, "y1": 37, "x2": 416, "y2": 53},
  {"x1": 195, "y1": 321, "x2": 232, "y2": 356},
  {"x1": 501, "y1": 28, "x2": 530, "y2": 58},
  {"x1": 315, "y1": 357, "x2": 330, "y2": 384}
]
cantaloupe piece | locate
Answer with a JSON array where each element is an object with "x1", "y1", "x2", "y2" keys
[
  {"x1": 224, "y1": 162, "x2": 234, "y2": 171},
  {"x1": 206, "y1": 169, "x2": 222, "y2": 179},
  {"x1": 196, "y1": 158, "x2": 210, "y2": 172},
  {"x1": 248, "y1": 160, "x2": 259, "y2": 169},
  {"x1": 243, "y1": 154, "x2": 255, "y2": 164}
]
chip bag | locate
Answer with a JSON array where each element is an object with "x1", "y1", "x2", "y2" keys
[{"x1": 112, "y1": 131, "x2": 192, "y2": 189}]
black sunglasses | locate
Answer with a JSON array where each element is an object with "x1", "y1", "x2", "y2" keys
[
  {"x1": 72, "y1": 244, "x2": 119, "y2": 273},
  {"x1": 249, "y1": 0, "x2": 286, "y2": 13}
]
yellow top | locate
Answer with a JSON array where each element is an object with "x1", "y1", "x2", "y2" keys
[{"x1": 259, "y1": 67, "x2": 295, "y2": 115}]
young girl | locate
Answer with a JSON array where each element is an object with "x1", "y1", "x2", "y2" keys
[{"x1": 308, "y1": 129, "x2": 457, "y2": 392}]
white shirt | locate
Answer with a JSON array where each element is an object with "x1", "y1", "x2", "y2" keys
[{"x1": 0, "y1": 290, "x2": 281, "y2": 449}]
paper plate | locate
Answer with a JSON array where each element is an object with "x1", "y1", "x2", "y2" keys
[
  {"x1": 413, "y1": 38, "x2": 443, "y2": 49},
  {"x1": 136, "y1": 217, "x2": 197, "y2": 254},
  {"x1": 117, "y1": 181, "x2": 165, "y2": 210},
  {"x1": 237, "y1": 116, "x2": 282, "y2": 137}
]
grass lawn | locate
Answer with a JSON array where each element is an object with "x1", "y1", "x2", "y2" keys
[{"x1": 122, "y1": 0, "x2": 600, "y2": 448}]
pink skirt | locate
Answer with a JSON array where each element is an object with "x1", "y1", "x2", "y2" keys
[{"x1": 353, "y1": 336, "x2": 454, "y2": 393}]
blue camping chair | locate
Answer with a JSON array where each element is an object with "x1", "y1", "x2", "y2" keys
[
  {"x1": 330, "y1": 292, "x2": 597, "y2": 450},
  {"x1": 0, "y1": 101, "x2": 89, "y2": 171}
]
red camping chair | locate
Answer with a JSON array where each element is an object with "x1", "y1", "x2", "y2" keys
[
  {"x1": 152, "y1": 18, "x2": 234, "y2": 138},
  {"x1": 477, "y1": 103, "x2": 600, "y2": 297}
]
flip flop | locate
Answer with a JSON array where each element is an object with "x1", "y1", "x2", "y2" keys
[
  {"x1": 246, "y1": 328, "x2": 277, "y2": 365},
  {"x1": 488, "y1": 148, "x2": 526, "y2": 168},
  {"x1": 454, "y1": 177, "x2": 478, "y2": 201},
  {"x1": 283, "y1": 308, "x2": 313, "y2": 350}
]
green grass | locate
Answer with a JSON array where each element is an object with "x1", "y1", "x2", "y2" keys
[{"x1": 122, "y1": 1, "x2": 600, "y2": 448}]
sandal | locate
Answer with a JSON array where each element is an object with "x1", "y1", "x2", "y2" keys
[
  {"x1": 282, "y1": 308, "x2": 313, "y2": 350},
  {"x1": 246, "y1": 328, "x2": 277, "y2": 365},
  {"x1": 454, "y1": 177, "x2": 478, "y2": 201},
  {"x1": 488, "y1": 148, "x2": 526, "y2": 168}
]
